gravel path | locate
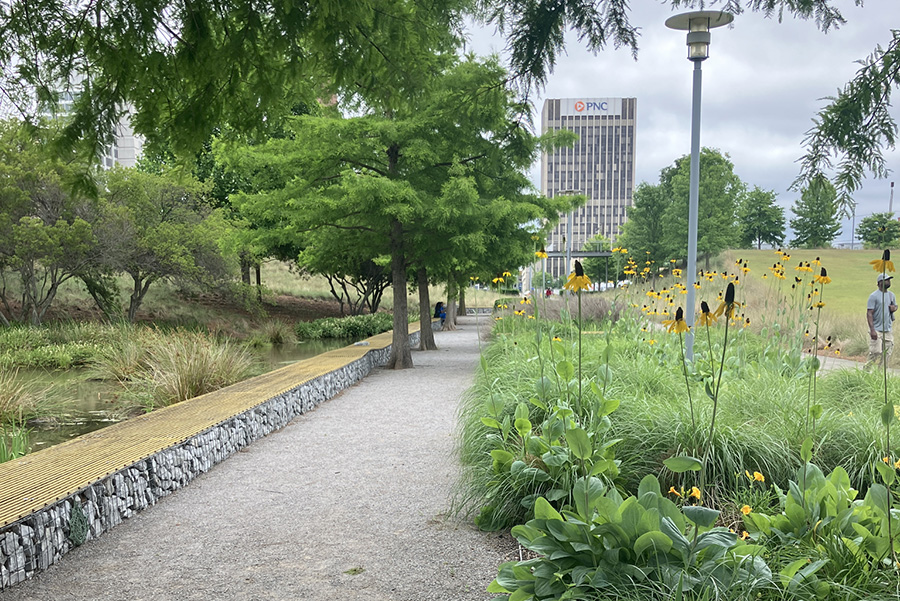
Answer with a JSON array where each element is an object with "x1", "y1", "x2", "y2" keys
[{"x1": 1, "y1": 316, "x2": 509, "y2": 601}]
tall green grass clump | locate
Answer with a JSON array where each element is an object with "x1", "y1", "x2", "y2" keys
[
  {"x1": 0, "y1": 426, "x2": 29, "y2": 463},
  {"x1": 0, "y1": 368, "x2": 63, "y2": 424},
  {"x1": 129, "y1": 330, "x2": 256, "y2": 410}
]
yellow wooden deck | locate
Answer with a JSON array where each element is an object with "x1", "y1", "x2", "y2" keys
[{"x1": 0, "y1": 325, "x2": 419, "y2": 529}]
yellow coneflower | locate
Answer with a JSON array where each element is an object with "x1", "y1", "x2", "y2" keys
[
  {"x1": 698, "y1": 301, "x2": 717, "y2": 326},
  {"x1": 520, "y1": 297, "x2": 531, "y2": 305},
  {"x1": 535, "y1": 247, "x2": 548, "y2": 259},
  {"x1": 662, "y1": 307, "x2": 690, "y2": 334},
  {"x1": 714, "y1": 282, "x2": 739, "y2": 319},
  {"x1": 871, "y1": 249, "x2": 896, "y2": 273},
  {"x1": 492, "y1": 276, "x2": 504, "y2": 284},
  {"x1": 514, "y1": 310, "x2": 525, "y2": 316},
  {"x1": 814, "y1": 268, "x2": 831, "y2": 285},
  {"x1": 552, "y1": 336, "x2": 562, "y2": 342},
  {"x1": 563, "y1": 260, "x2": 592, "y2": 292},
  {"x1": 502, "y1": 271, "x2": 512, "y2": 277}
]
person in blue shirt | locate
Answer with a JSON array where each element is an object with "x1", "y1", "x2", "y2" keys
[{"x1": 866, "y1": 273, "x2": 897, "y2": 369}]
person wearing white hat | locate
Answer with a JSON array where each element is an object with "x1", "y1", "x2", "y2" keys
[{"x1": 866, "y1": 273, "x2": 897, "y2": 370}]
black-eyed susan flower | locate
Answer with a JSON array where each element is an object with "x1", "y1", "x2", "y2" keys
[
  {"x1": 535, "y1": 247, "x2": 548, "y2": 259},
  {"x1": 563, "y1": 260, "x2": 592, "y2": 292},
  {"x1": 492, "y1": 276, "x2": 504, "y2": 284},
  {"x1": 552, "y1": 336, "x2": 562, "y2": 342},
  {"x1": 698, "y1": 301, "x2": 717, "y2": 326},
  {"x1": 662, "y1": 307, "x2": 690, "y2": 333},
  {"x1": 714, "y1": 282, "x2": 739, "y2": 319},
  {"x1": 871, "y1": 249, "x2": 896, "y2": 273},
  {"x1": 814, "y1": 267, "x2": 831, "y2": 285}
]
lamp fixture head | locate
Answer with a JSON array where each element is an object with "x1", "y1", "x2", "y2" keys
[{"x1": 665, "y1": 10, "x2": 734, "y2": 61}]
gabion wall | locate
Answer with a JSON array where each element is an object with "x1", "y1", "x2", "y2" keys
[{"x1": 0, "y1": 329, "x2": 426, "y2": 590}]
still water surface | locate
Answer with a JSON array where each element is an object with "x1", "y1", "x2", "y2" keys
[{"x1": 13, "y1": 339, "x2": 351, "y2": 454}]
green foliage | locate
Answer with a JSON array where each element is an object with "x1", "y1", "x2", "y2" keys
[
  {"x1": 489, "y1": 475, "x2": 771, "y2": 600},
  {"x1": 617, "y1": 182, "x2": 671, "y2": 267},
  {"x1": 0, "y1": 425, "x2": 29, "y2": 463},
  {"x1": 294, "y1": 313, "x2": 395, "y2": 340},
  {"x1": 738, "y1": 187, "x2": 786, "y2": 250},
  {"x1": 789, "y1": 176, "x2": 842, "y2": 248},
  {"x1": 0, "y1": 368, "x2": 62, "y2": 425},
  {"x1": 662, "y1": 148, "x2": 745, "y2": 262},
  {"x1": 856, "y1": 213, "x2": 900, "y2": 249}
]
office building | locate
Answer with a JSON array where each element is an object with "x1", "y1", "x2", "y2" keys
[{"x1": 540, "y1": 97, "x2": 636, "y2": 279}]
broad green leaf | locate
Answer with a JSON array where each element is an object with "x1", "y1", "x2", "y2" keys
[
  {"x1": 480, "y1": 354, "x2": 489, "y2": 376},
  {"x1": 683, "y1": 505, "x2": 720, "y2": 528},
  {"x1": 481, "y1": 417, "x2": 501, "y2": 429},
  {"x1": 800, "y1": 437, "x2": 814, "y2": 463},
  {"x1": 663, "y1": 456, "x2": 702, "y2": 473},
  {"x1": 556, "y1": 360, "x2": 575, "y2": 380},
  {"x1": 515, "y1": 418, "x2": 532, "y2": 438},
  {"x1": 638, "y1": 474, "x2": 662, "y2": 498},
  {"x1": 491, "y1": 449, "x2": 514, "y2": 466},
  {"x1": 810, "y1": 404, "x2": 823, "y2": 420},
  {"x1": 515, "y1": 402, "x2": 530, "y2": 421},
  {"x1": 600, "y1": 397, "x2": 620, "y2": 417},
  {"x1": 484, "y1": 395, "x2": 504, "y2": 418},
  {"x1": 573, "y1": 476, "x2": 606, "y2": 518},
  {"x1": 876, "y1": 460, "x2": 896, "y2": 486},
  {"x1": 487, "y1": 580, "x2": 512, "y2": 594},
  {"x1": 529, "y1": 397, "x2": 548, "y2": 411},
  {"x1": 566, "y1": 427, "x2": 592, "y2": 460},
  {"x1": 534, "y1": 376, "x2": 554, "y2": 401},
  {"x1": 602, "y1": 343, "x2": 612, "y2": 363},
  {"x1": 704, "y1": 381, "x2": 715, "y2": 401},
  {"x1": 634, "y1": 531, "x2": 673, "y2": 557},
  {"x1": 510, "y1": 585, "x2": 535, "y2": 601},
  {"x1": 534, "y1": 496, "x2": 563, "y2": 521},
  {"x1": 881, "y1": 402, "x2": 896, "y2": 427}
]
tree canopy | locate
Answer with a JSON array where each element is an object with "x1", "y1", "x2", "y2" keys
[
  {"x1": 737, "y1": 186, "x2": 786, "y2": 250},
  {"x1": 856, "y1": 212, "x2": 900, "y2": 249},
  {"x1": 789, "y1": 176, "x2": 842, "y2": 248}
]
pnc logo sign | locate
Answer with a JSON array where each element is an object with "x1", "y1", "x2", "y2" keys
[{"x1": 574, "y1": 100, "x2": 609, "y2": 112}]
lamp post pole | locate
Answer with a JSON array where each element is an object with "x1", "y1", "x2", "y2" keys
[{"x1": 666, "y1": 10, "x2": 733, "y2": 361}]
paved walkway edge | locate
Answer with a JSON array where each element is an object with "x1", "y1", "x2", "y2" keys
[{"x1": 0, "y1": 325, "x2": 433, "y2": 590}]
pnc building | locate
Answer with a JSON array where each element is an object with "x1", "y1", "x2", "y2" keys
[{"x1": 540, "y1": 97, "x2": 637, "y2": 279}]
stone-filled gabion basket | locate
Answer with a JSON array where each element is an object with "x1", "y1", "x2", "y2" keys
[{"x1": 0, "y1": 327, "x2": 430, "y2": 589}]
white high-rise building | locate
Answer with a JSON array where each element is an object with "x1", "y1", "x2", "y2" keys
[{"x1": 541, "y1": 97, "x2": 637, "y2": 278}]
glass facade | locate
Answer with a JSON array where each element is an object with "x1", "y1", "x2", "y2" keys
[{"x1": 541, "y1": 98, "x2": 637, "y2": 278}]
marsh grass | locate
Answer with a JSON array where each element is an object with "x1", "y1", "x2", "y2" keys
[
  {"x1": 131, "y1": 330, "x2": 256, "y2": 410},
  {"x1": 0, "y1": 368, "x2": 63, "y2": 425}
]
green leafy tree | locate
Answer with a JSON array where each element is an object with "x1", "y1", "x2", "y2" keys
[
  {"x1": 0, "y1": 120, "x2": 97, "y2": 326},
  {"x1": 661, "y1": 148, "x2": 744, "y2": 267},
  {"x1": 616, "y1": 182, "x2": 671, "y2": 268},
  {"x1": 789, "y1": 176, "x2": 842, "y2": 248},
  {"x1": 221, "y1": 57, "x2": 570, "y2": 368},
  {"x1": 856, "y1": 212, "x2": 900, "y2": 249},
  {"x1": 97, "y1": 167, "x2": 234, "y2": 322},
  {"x1": 738, "y1": 186, "x2": 786, "y2": 249}
]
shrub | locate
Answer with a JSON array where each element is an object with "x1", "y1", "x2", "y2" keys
[{"x1": 295, "y1": 312, "x2": 394, "y2": 340}]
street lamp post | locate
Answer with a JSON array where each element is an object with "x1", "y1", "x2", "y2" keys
[{"x1": 666, "y1": 10, "x2": 733, "y2": 361}]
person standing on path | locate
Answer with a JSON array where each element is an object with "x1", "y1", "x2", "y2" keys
[{"x1": 866, "y1": 273, "x2": 897, "y2": 369}]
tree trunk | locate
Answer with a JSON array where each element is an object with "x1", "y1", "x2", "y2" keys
[
  {"x1": 417, "y1": 266, "x2": 437, "y2": 350},
  {"x1": 443, "y1": 279, "x2": 458, "y2": 330},
  {"x1": 255, "y1": 263, "x2": 262, "y2": 302},
  {"x1": 457, "y1": 285, "x2": 466, "y2": 316},
  {"x1": 386, "y1": 219, "x2": 413, "y2": 369},
  {"x1": 240, "y1": 252, "x2": 252, "y2": 286}
]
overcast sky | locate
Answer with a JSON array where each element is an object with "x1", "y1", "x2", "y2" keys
[{"x1": 464, "y1": 0, "x2": 899, "y2": 245}]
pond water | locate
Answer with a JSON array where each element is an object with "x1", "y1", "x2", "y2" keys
[{"x1": 6, "y1": 338, "x2": 352, "y2": 454}]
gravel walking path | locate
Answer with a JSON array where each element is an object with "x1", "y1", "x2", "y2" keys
[{"x1": 1, "y1": 316, "x2": 508, "y2": 601}]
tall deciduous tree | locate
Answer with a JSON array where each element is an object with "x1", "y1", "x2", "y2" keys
[
  {"x1": 616, "y1": 182, "x2": 670, "y2": 267},
  {"x1": 789, "y1": 176, "x2": 842, "y2": 248},
  {"x1": 221, "y1": 57, "x2": 569, "y2": 369},
  {"x1": 856, "y1": 212, "x2": 900, "y2": 249},
  {"x1": 98, "y1": 167, "x2": 233, "y2": 322},
  {"x1": 0, "y1": 120, "x2": 97, "y2": 326},
  {"x1": 661, "y1": 148, "x2": 744, "y2": 267},
  {"x1": 738, "y1": 186, "x2": 786, "y2": 249}
]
